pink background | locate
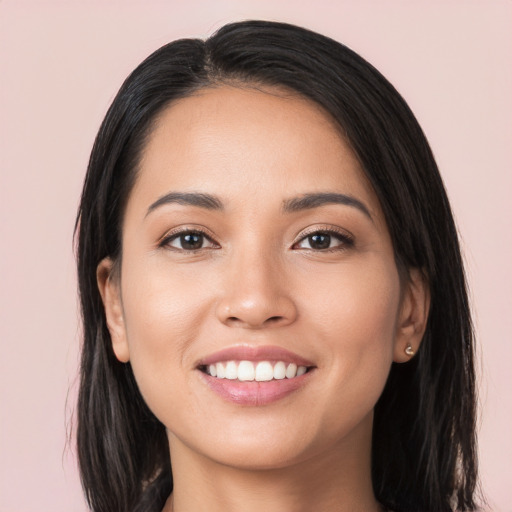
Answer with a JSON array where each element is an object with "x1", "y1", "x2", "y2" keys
[{"x1": 1, "y1": 1, "x2": 511, "y2": 511}]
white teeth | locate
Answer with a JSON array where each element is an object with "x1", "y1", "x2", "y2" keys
[
  {"x1": 255, "y1": 361, "x2": 274, "y2": 381},
  {"x1": 285, "y1": 363, "x2": 297, "y2": 379},
  {"x1": 206, "y1": 360, "x2": 310, "y2": 381},
  {"x1": 225, "y1": 361, "x2": 238, "y2": 379},
  {"x1": 273, "y1": 361, "x2": 286, "y2": 380},
  {"x1": 216, "y1": 362, "x2": 225, "y2": 378},
  {"x1": 237, "y1": 360, "x2": 255, "y2": 381}
]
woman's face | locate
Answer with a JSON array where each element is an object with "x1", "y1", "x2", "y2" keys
[{"x1": 99, "y1": 85, "x2": 425, "y2": 471}]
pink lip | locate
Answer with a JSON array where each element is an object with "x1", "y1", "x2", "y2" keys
[
  {"x1": 198, "y1": 370, "x2": 314, "y2": 406},
  {"x1": 196, "y1": 345, "x2": 316, "y2": 406},
  {"x1": 196, "y1": 345, "x2": 315, "y2": 367}
]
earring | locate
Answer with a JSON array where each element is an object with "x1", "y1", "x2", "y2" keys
[{"x1": 405, "y1": 343, "x2": 415, "y2": 357}]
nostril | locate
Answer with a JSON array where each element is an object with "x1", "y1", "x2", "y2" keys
[
  {"x1": 225, "y1": 315, "x2": 284, "y2": 328},
  {"x1": 217, "y1": 296, "x2": 298, "y2": 328},
  {"x1": 266, "y1": 316, "x2": 284, "y2": 324}
]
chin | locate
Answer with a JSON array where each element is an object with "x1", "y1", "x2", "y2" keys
[{"x1": 204, "y1": 440, "x2": 311, "y2": 471}]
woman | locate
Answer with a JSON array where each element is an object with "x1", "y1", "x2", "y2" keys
[{"x1": 75, "y1": 20, "x2": 479, "y2": 512}]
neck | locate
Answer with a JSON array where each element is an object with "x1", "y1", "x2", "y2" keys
[{"x1": 163, "y1": 413, "x2": 381, "y2": 512}]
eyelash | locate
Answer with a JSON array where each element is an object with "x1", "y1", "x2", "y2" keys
[
  {"x1": 158, "y1": 227, "x2": 218, "y2": 252},
  {"x1": 292, "y1": 227, "x2": 354, "y2": 252},
  {"x1": 158, "y1": 227, "x2": 355, "y2": 253}
]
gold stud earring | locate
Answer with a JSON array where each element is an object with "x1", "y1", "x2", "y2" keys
[{"x1": 405, "y1": 343, "x2": 415, "y2": 357}]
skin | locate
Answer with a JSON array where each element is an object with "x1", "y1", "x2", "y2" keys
[{"x1": 98, "y1": 85, "x2": 429, "y2": 512}]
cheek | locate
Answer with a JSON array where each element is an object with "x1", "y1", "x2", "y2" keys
[
  {"x1": 344, "y1": 268, "x2": 400, "y2": 346},
  {"x1": 123, "y1": 254, "x2": 215, "y2": 333},
  {"x1": 307, "y1": 255, "x2": 400, "y2": 340},
  {"x1": 316, "y1": 257, "x2": 400, "y2": 336},
  {"x1": 119, "y1": 259, "x2": 214, "y2": 408},
  {"x1": 304, "y1": 258, "x2": 401, "y2": 409}
]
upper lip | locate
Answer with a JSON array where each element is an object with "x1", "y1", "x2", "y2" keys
[{"x1": 196, "y1": 345, "x2": 315, "y2": 368}]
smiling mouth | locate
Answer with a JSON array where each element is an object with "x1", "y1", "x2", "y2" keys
[{"x1": 198, "y1": 360, "x2": 312, "y2": 382}]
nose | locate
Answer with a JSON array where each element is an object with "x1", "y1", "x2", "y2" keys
[{"x1": 215, "y1": 249, "x2": 298, "y2": 329}]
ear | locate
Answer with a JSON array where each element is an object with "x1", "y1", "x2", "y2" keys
[
  {"x1": 393, "y1": 268, "x2": 430, "y2": 363},
  {"x1": 96, "y1": 257, "x2": 130, "y2": 363}
]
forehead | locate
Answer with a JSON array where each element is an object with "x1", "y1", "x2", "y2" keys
[{"x1": 128, "y1": 85, "x2": 381, "y2": 219}]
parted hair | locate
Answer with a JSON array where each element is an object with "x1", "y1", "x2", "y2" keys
[{"x1": 75, "y1": 20, "x2": 479, "y2": 512}]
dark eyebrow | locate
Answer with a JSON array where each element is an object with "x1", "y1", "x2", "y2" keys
[
  {"x1": 282, "y1": 192, "x2": 372, "y2": 220},
  {"x1": 146, "y1": 192, "x2": 223, "y2": 217}
]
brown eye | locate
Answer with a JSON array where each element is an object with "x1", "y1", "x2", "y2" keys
[
  {"x1": 178, "y1": 233, "x2": 204, "y2": 250},
  {"x1": 294, "y1": 230, "x2": 354, "y2": 251},
  {"x1": 307, "y1": 233, "x2": 331, "y2": 250},
  {"x1": 163, "y1": 230, "x2": 217, "y2": 251}
]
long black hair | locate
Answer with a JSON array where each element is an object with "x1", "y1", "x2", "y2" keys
[{"x1": 75, "y1": 20, "x2": 479, "y2": 512}]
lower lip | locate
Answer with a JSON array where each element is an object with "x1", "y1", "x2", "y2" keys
[{"x1": 199, "y1": 371, "x2": 313, "y2": 406}]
